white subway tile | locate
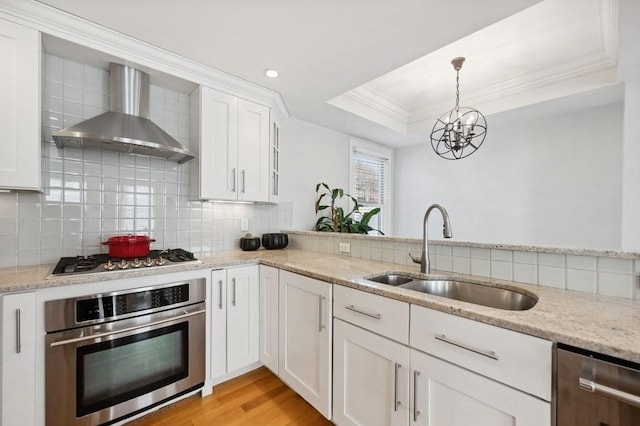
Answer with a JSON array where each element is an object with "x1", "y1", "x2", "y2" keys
[
  {"x1": 538, "y1": 253, "x2": 565, "y2": 267},
  {"x1": 491, "y1": 249, "x2": 512, "y2": 262},
  {"x1": 491, "y1": 260, "x2": 513, "y2": 281},
  {"x1": 598, "y1": 272, "x2": 634, "y2": 299},
  {"x1": 538, "y1": 266, "x2": 566, "y2": 289},
  {"x1": 514, "y1": 263, "x2": 537, "y2": 284},
  {"x1": 452, "y1": 256, "x2": 471, "y2": 274},
  {"x1": 470, "y1": 248, "x2": 490, "y2": 260},
  {"x1": 470, "y1": 258, "x2": 490, "y2": 277},
  {"x1": 514, "y1": 252, "x2": 538, "y2": 267},
  {"x1": 567, "y1": 269, "x2": 597, "y2": 293},
  {"x1": 598, "y1": 257, "x2": 633, "y2": 275}
]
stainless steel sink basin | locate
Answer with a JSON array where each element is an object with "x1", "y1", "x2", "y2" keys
[
  {"x1": 366, "y1": 273, "x2": 413, "y2": 286},
  {"x1": 365, "y1": 273, "x2": 537, "y2": 311}
]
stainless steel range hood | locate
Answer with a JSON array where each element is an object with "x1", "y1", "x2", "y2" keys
[{"x1": 52, "y1": 63, "x2": 195, "y2": 164}]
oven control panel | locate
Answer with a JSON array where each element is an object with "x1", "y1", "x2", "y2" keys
[{"x1": 76, "y1": 283, "x2": 189, "y2": 322}]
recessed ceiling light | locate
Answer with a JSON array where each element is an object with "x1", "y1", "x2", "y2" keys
[{"x1": 265, "y1": 69, "x2": 279, "y2": 78}]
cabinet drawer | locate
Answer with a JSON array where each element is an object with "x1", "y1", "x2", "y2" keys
[
  {"x1": 410, "y1": 305, "x2": 552, "y2": 401},
  {"x1": 334, "y1": 285, "x2": 409, "y2": 344}
]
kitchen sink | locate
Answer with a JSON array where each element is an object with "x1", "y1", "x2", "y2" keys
[
  {"x1": 366, "y1": 273, "x2": 413, "y2": 286},
  {"x1": 365, "y1": 273, "x2": 537, "y2": 311}
]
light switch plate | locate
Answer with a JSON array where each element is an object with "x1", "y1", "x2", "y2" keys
[{"x1": 240, "y1": 218, "x2": 249, "y2": 231}]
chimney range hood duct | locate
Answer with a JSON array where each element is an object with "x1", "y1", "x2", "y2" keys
[{"x1": 52, "y1": 63, "x2": 195, "y2": 164}]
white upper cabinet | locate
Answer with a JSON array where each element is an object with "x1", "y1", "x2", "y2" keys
[
  {"x1": 190, "y1": 86, "x2": 270, "y2": 202},
  {"x1": 0, "y1": 18, "x2": 40, "y2": 191}
]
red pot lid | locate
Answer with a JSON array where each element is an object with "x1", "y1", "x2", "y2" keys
[{"x1": 103, "y1": 235, "x2": 154, "y2": 245}]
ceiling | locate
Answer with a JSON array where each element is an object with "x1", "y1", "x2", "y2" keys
[{"x1": 36, "y1": 0, "x2": 620, "y2": 147}]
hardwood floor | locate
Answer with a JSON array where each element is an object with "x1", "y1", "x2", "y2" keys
[{"x1": 128, "y1": 367, "x2": 333, "y2": 425}]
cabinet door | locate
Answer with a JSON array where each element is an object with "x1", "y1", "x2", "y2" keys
[
  {"x1": 210, "y1": 269, "x2": 227, "y2": 379},
  {"x1": 333, "y1": 319, "x2": 410, "y2": 426},
  {"x1": 279, "y1": 271, "x2": 332, "y2": 419},
  {"x1": 227, "y1": 265, "x2": 259, "y2": 373},
  {"x1": 268, "y1": 113, "x2": 281, "y2": 203},
  {"x1": 259, "y1": 265, "x2": 279, "y2": 374},
  {"x1": 1, "y1": 292, "x2": 36, "y2": 426},
  {"x1": 0, "y1": 19, "x2": 40, "y2": 191},
  {"x1": 410, "y1": 349, "x2": 550, "y2": 426},
  {"x1": 237, "y1": 99, "x2": 270, "y2": 202},
  {"x1": 197, "y1": 86, "x2": 239, "y2": 200}
]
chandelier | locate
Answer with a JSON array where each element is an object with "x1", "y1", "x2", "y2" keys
[{"x1": 430, "y1": 57, "x2": 487, "y2": 160}]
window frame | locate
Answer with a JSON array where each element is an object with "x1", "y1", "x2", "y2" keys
[{"x1": 349, "y1": 137, "x2": 393, "y2": 235}]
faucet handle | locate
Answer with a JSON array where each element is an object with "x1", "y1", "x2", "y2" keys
[{"x1": 408, "y1": 253, "x2": 422, "y2": 265}]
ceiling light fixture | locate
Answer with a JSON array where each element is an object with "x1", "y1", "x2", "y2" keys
[
  {"x1": 265, "y1": 69, "x2": 279, "y2": 78},
  {"x1": 430, "y1": 57, "x2": 487, "y2": 160}
]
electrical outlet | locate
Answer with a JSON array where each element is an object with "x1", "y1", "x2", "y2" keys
[
  {"x1": 240, "y1": 218, "x2": 249, "y2": 231},
  {"x1": 339, "y1": 243, "x2": 351, "y2": 253}
]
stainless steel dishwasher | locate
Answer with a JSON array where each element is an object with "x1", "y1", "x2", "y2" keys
[{"x1": 557, "y1": 344, "x2": 640, "y2": 425}]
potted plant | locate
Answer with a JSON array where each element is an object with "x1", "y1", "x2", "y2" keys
[{"x1": 314, "y1": 182, "x2": 383, "y2": 234}]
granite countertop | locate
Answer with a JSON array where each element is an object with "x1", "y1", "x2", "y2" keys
[{"x1": 1, "y1": 249, "x2": 639, "y2": 364}]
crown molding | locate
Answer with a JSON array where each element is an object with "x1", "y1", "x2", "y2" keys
[
  {"x1": 331, "y1": 0, "x2": 619, "y2": 135},
  {"x1": 0, "y1": 0, "x2": 290, "y2": 119}
]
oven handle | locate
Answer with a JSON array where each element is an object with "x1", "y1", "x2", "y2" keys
[{"x1": 49, "y1": 309, "x2": 205, "y2": 347}]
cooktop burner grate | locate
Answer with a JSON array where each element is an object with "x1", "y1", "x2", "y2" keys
[{"x1": 50, "y1": 248, "x2": 198, "y2": 276}]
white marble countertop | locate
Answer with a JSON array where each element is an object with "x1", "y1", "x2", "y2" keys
[{"x1": 1, "y1": 249, "x2": 639, "y2": 364}]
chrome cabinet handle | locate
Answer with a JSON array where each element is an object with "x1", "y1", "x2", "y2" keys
[
  {"x1": 435, "y1": 334, "x2": 498, "y2": 360},
  {"x1": 413, "y1": 370, "x2": 421, "y2": 421},
  {"x1": 231, "y1": 168, "x2": 236, "y2": 192},
  {"x1": 232, "y1": 278, "x2": 237, "y2": 306},
  {"x1": 15, "y1": 309, "x2": 21, "y2": 354},
  {"x1": 394, "y1": 362, "x2": 402, "y2": 411},
  {"x1": 579, "y1": 378, "x2": 640, "y2": 408},
  {"x1": 318, "y1": 296, "x2": 326, "y2": 332},
  {"x1": 241, "y1": 169, "x2": 246, "y2": 193},
  {"x1": 345, "y1": 304, "x2": 381, "y2": 320},
  {"x1": 218, "y1": 280, "x2": 223, "y2": 310}
]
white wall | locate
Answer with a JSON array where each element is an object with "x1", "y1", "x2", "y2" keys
[
  {"x1": 279, "y1": 117, "x2": 350, "y2": 231},
  {"x1": 619, "y1": 0, "x2": 640, "y2": 251},
  {"x1": 394, "y1": 101, "x2": 624, "y2": 250}
]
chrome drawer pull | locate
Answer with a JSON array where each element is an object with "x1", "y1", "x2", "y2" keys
[
  {"x1": 231, "y1": 168, "x2": 236, "y2": 192},
  {"x1": 16, "y1": 309, "x2": 21, "y2": 354},
  {"x1": 435, "y1": 334, "x2": 499, "y2": 360},
  {"x1": 394, "y1": 362, "x2": 402, "y2": 411},
  {"x1": 579, "y1": 378, "x2": 640, "y2": 408},
  {"x1": 218, "y1": 280, "x2": 223, "y2": 310},
  {"x1": 318, "y1": 295, "x2": 326, "y2": 332},
  {"x1": 413, "y1": 370, "x2": 421, "y2": 421},
  {"x1": 345, "y1": 305, "x2": 381, "y2": 320}
]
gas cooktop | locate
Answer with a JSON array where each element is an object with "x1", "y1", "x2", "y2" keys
[{"x1": 49, "y1": 249, "x2": 200, "y2": 278}]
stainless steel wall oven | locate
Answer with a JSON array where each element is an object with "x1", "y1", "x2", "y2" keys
[{"x1": 45, "y1": 278, "x2": 206, "y2": 426}]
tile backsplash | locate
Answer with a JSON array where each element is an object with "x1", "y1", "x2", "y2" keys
[{"x1": 0, "y1": 54, "x2": 288, "y2": 268}]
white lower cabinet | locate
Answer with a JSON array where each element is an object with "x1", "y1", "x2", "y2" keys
[
  {"x1": 211, "y1": 265, "x2": 259, "y2": 382},
  {"x1": 278, "y1": 270, "x2": 332, "y2": 419},
  {"x1": 332, "y1": 287, "x2": 552, "y2": 426},
  {"x1": 410, "y1": 349, "x2": 550, "y2": 426},
  {"x1": 259, "y1": 265, "x2": 279, "y2": 374},
  {"x1": 1, "y1": 292, "x2": 36, "y2": 426},
  {"x1": 333, "y1": 319, "x2": 410, "y2": 426}
]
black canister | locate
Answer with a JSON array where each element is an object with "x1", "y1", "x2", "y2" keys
[{"x1": 239, "y1": 234, "x2": 261, "y2": 251}]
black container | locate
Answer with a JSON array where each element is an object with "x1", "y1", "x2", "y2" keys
[
  {"x1": 239, "y1": 236, "x2": 261, "y2": 251},
  {"x1": 262, "y1": 233, "x2": 288, "y2": 250}
]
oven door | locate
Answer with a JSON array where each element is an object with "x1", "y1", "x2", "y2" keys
[{"x1": 46, "y1": 302, "x2": 205, "y2": 426}]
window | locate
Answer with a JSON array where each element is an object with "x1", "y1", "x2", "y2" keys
[{"x1": 349, "y1": 138, "x2": 393, "y2": 235}]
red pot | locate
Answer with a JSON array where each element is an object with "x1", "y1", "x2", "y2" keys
[{"x1": 101, "y1": 235, "x2": 156, "y2": 259}]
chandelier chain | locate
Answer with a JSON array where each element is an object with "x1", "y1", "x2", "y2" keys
[{"x1": 455, "y1": 69, "x2": 460, "y2": 112}]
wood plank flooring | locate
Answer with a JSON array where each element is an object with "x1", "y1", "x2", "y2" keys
[{"x1": 128, "y1": 367, "x2": 333, "y2": 425}]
